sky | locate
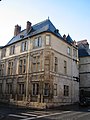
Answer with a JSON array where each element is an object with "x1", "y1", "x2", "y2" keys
[{"x1": 0, "y1": 0, "x2": 90, "y2": 46}]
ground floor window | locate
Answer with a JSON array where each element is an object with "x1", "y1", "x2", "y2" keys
[
  {"x1": 54, "y1": 84, "x2": 57, "y2": 96},
  {"x1": 18, "y1": 83, "x2": 25, "y2": 94},
  {"x1": 44, "y1": 83, "x2": 50, "y2": 96},
  {"x1": 64, "y1": 85, "x2": 69, "y2": 96},
  {"x1": 32, "y1": 83, "x2": 39, "y2": 95},
  {"x1": 6, "y1": 83, "x2": 12, "y2": 94},
  {"x1": 0, "y1": 84, "x2": 2, "y2": 93}
]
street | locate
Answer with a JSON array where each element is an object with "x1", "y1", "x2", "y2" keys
[{"x1": 0, "y1": 104, "x2": 90, "y2": 120}]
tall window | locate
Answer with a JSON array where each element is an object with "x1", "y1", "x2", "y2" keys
[
  {"x1": 8, "y1": 61, "x2": 13, "y2": 75},
  {"x1": 18, "y1": 83, "x2": 25, "y2": 94},
  {"x1": 0, "y1": 63, "x2": 4, "y2": 76},
  {"x1": 19, "y1": 58, "x2": 26, "y2": 74},
  {"x1": 54, "y1": 57, "x2": 58, "y2": 72},
  {"x1": 44, "y1": 83, "x2": 49, "y2": 96},
  {"x1": 45, "y1": 35, "x2": 50, "y2": 45},
  {"x1": 10, "y1": 45, "x2": 15, "y2": 55},
  {"x1": 64, "y1": 60, "x2": 67, "y2": 74},
  {"x1": 64, "y1": 85, "x2": 69, "y2": 96},
  {"x1": 32, "y1": 56, "x2": 40, "y2": 72},
  {"x1": 73, "y1": 49, "x2": 77, "y2": 57},
  {"x1": 33, "y1": 37, "x2": 42, "y2": 48},
  {"x1": 32, "y1": 83, "x2": 39, "y2": 95},
  {"x1": 0, "y1": 84, "x2": 2, "y2": 93},
  {"x1": 6, "y1": 83, "x2": 12, "y2": 94},
  {"x1": 21, "y1": 41, "x2": 28, "y2": 52},
  {"x1": 67, "y1": 47, "x2": 71, "y2": 55},
  {"x1": 1, "y1": 48, "x2": 6, "y2": 58},
  {"x1": 54, "y1": 84, "x2": 57, "y2": 96},
  {"x1": 37, "y1": 56, "x2": 40, "y2": 71}
]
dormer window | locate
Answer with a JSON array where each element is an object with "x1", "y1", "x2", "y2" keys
[
  {"x1": 21, "y1": 41, "x2": 28, "y2": 52},
  {"x1": 10, "y1": 45, "x2": 15, "y2": 55},
  {"x1": 33, "y1": 36, "x2": 42, "y2": 49}
]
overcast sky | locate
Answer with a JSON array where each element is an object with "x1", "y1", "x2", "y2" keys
[{"x1": 0, "y1": 0, "x2": 90, "y2": 46}]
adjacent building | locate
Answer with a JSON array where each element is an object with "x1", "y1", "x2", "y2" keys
[
  {"x1": 78, "y1": 40, "x2": 90, "y2": 99},
  {"x1": 0, "y1": 19, "x2": 79, "y2": 108}
]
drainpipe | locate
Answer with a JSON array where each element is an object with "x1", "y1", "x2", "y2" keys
[
  {"x1": 26, "y1": 52, "x2": 29, "y2": 102},
  {"x1": 71, "y1": 46, "x2": 73, "y2": 103}
]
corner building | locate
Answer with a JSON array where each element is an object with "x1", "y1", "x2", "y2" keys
[{"x1": 0, "y1": 19, "x2": 79, "y2": 108}]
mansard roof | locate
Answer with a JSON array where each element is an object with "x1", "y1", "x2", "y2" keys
[
  {"x1": 6, "y1": 19, "x2": 62, "y2": 46},
  {"x1": 2, "y1": 19, "x2": 75, "y2": 47}
]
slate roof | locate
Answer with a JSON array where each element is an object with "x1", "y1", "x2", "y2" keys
[
  {"x1": 66, "y1": 34, "x2": 73, "y2": 43},
  {"x1": 78, "y1": 42, "x2": 90, "y2": 57},
  {"x1": 78, "y1": 49, "x2": 90, "y2": 57},
  {"x1": 1, "y1": 19, "x2": 74, "y2": 47},
  {"x1": 6, "y1": 19, "x2": 62, "y2": 46}
]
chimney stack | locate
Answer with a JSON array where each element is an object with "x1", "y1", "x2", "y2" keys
[
  {"x1": 63, "y1": 34, "x2": 66, "y2": 40},
  {"x1": 26, "y1": 21, "x2": 32, "y2": 33},
  {"x1": 14, "y1": 24, "x2": 21, "y2": 36}
]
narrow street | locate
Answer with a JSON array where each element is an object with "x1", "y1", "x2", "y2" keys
[{"x1": 0, "y1": 104, "x2": 90, "y2": 120}]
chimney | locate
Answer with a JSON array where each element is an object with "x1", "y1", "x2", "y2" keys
[
  {"x1": 26, "y1": 21, "x2": 32, "y2": 33},
  {"x1": 14, "y1": 24, "x2": 21, "y2": 36},
  {"x1": 63, "y1": 34, "x2": 66, "y2": 40}
]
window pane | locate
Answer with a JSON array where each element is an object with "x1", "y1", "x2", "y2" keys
[
  {"x1": 39, "y1": 37, "x2": 42, "y2": 47},
  {"x1": 44, "y1": 83, "x2": 49, "y2": 96},
  {"x1": 67, "y1": 47, "x2": 70, "y2": 55},
  {"x1": 46, "y1": 35, "x2": 50, "y2": 45}
]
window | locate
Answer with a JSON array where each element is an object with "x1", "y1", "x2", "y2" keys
[
  {"x1": 37, "y1": 56, "x2": 40, "y2": 71},
  {"x1": 73, "y1": 49, "x2": 77, "y2": 57},
  {"x1": 32, "y1": 56, "x2": 41, "y2": 72},
  {"x1": 10, "y1": 45, "x2": 15, "y2": 55},
  {"x1": 0, "y1": 84, "x2": 2, "y2": 93},
  {"x1": 32, "y1": 83, "x2": 39, "y2": 95},
  {"x1": 64, "y1": 60, "x2": 67, "y2": 74},
  {"x1": 46, "y1": 35, "x2": 50, "y2": 45},
  {"x1": 1, "y1": 48, "x2": 6, "y2": 58},
  {"x1": 19, "y1": 58, "x2": 26, "y2": 74},
  {"x1": 54, "y1": 57, "x2": 58, "y2": 72},
  {"x1": 54, "y1": 84, "x2": 57, "y2": 96},
  {"x1": 6, "y1": 83, "x2": 12, "y2": 94},
  {"x1": 67, "y1": 47, "x2": 71, "y2": 55},
  {"x1": 44, "y1": 83, "x2": 49, "y2": 96},
  {"x1": 18, "y1": 83, "x2": 25, "y2": 94},
  {"x1": 8, "y1": 61, "x2": 13, "y2": 75},
  {"x1": 0, "y1": 63, "x2": 4, "y2": 76},
  {"x1": 64, "y1": 85, "x2": 69, "y2": 96},
  {"x1": 33, "y1": 37, "x2": 42, "y2": 48},
  {"x1": 21, "y1": 41, "x2": 28, "y2": 52}
]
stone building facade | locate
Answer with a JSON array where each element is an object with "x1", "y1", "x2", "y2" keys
[
  {"x1": 78, "y1": 40, "x2": 90, "y2": 98},
  {"x1": 0, "y1": 19, "x2": 79, "y2": 108}
]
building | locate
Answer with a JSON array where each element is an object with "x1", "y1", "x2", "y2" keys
[
  {"x1": 78, "y1": 40, "x2": 90, "y2": 99},
  {"x1": 0, "y1": 19, "x2": 79, "y2": 108}
]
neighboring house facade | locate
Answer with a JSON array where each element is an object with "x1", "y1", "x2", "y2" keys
[
  {"x1": 0, "y1": 19, "x2": 79, "y2": 108},
  {"x1": 78, "y1": 40, "x2": 90, "y2": 98}
]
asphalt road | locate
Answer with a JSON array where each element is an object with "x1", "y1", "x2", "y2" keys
[{"x1": 0, "y1": 104, "x2": 90, "y2": 120}]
